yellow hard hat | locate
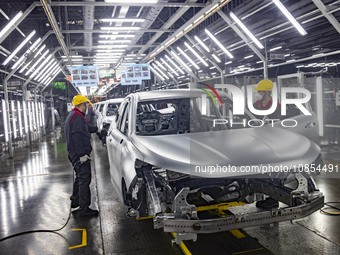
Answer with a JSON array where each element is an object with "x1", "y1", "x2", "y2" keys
[
  {"x1": 72, "y1": 94, "x2": 89, "y2": 106},
  {"x1": 255, "y1": 79, "x2": 274, "y2": 91}
]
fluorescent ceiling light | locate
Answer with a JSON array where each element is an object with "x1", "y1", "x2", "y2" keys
[
  {"x1": 30, "y1": 54, "x2": 53, "y2": 79},
  {"x1": 98, "y1": 34, "x2": 135, "y2": 38},
  {"x1": 98, "y1": 40, "x2": 131, "y2": 44},
  {"x1": 256, "y1": 60, "x2": 263, "y2": 64},
  {"x1": 160, "y1": 57, "x2": 179, "y2": 76},
  {"x1": 3, "y1": 30, "x2": 36, "y2": 65},
  {"x1": 100, "y1": 27, "x2": 140, "y2": 31},
  {"x1": 100, "y1": 18, "x2": 145, "y2": 23},
  {"x1": 205, "y1": 29, "x2": 234, "y2": 59},
  {"x1": 165, "y1": 54, "x2": 185, "y2": 75},
  {"x1": 211, "y1": 54, "x2": 221, "y2": 63},
  {"x1": 95, "y1": 56, "x2": 121, "y2": 59},
  {"x1": 177, "y1": 47, "x2": 200, "y2": 70},
  {"x1": 96, "y1": 53, "x2": 123, "y2": 56},
  {"x1": 244, "y1": 54, "x2": 254, "y2": 59},
  {"x1": 61, "y1": 55, "x2": 82, "y2": 58},
  {"x1": 184, "y1": 42, "x2": 209, "y2": 67},
  {"x1": 37, "y1": 61, "x2": 58, "y2": 82},
  {"x1": 25, "y1": 49, "x2": 49, "y2": 75},
  {"x1": 155, "y1": 60, "x2": 167, "y2": 71},
  {"x1": 0, "y1": 11, "x2": 23, "y2": 40},
  {"x1": 272, "y1": 0, "x2": 307, "y2": 36},
  {"x1": 229, "y1": 12, "x2": 264, "y2": 49},
  {"x1": 41, "y1": 65, "x2": 59, "y2": 84},
  {"x1": 170, "y1": 50, "x2": 192, "y2": 73},
  {"x1": 150, "y1": 66, "x2": 165, "y2": 81},
  {"x1": 33, "y1": 44, "x2": 46, "y2": 58},
  {"x1": 35, "y1": 60, "x2": 56, "y2": 81},
  {"x1": 225, "y1": 61, "x2": 232, "y2": 65},
  {"x1": 96, "y1": 49, "x2": 125, "y2": 52},
  {"x1": 105, "y1": 0, "x2": 158, "y2": 2},
  {"x1": 194, "y1": 35, "x2": 210, "y2": 52},
  {"x1": 97, "y1": 45, "x2": 127, "y2": 48},
  {"x1": 11, "y1": 37, "x2": 41, "y2": 70},
  {"x1": 152, "y1": 64, "x2": 169, "y2": 79},
  {"x1": 269, "y1": 46, "x2": 282, "y2": 52}
]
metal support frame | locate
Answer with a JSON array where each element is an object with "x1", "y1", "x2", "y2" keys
[
  {"x1": 143, "y1": 0, "x2": 232, "y2": 62},
  {"x1": 316, "y1": 77, "x2": 324, "y2": 137},
  {"x1": 40, "y1": 0, "x2": 71, "y2": 64},
  {"x1": 312, "y1": 0, "x2": 340, "y2": 34},
  {"x1": 184, "y1": 35, "x2": 224, "y2": 83},
  {"x1": 217, "y1": 10, "x2": 265, "y2": 62},
  {"x1": 0, "y1": 2, "x2": 38, "y2": 45}
]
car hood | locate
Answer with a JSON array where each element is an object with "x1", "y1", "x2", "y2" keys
[{"x1": 130, "y1": 126, "x2": 320, "y2": 178}]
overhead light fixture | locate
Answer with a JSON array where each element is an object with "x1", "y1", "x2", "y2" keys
[
  {"x1": 269, "y1": 46, "x2": 282, "y2": 52},
  {"x1": 96, "y1": 53, "x2": 123, "y2": 56},
  {"x1": 100, "y1": 27, "x2": 140, "y2": 31},
  {"x1": 37, "y1": 61, "x2": 58, "y2": 82},
  {"x1": 211, "y1": 54, "x2": 221, "y2": 63},
  {"x1": 97, "y1": 45, "x2": 128, "y2": 49},
  {"x1": 184, "y1": 42, "x2": 209, "y2": 67},
  {"x1": 256, "y1": 60, "x2": 263, "y2": 64},
  {"x1": 170, "y1": 50, "x2": 192, "y2": 73},
  {"x1": 152, "y1": 63, "x2": 169, "y2": 79},
  {"x1": 225, "y1": 61, "x2": 232, "y2": 65},
  {"x1": 155, "y1": 60, "x2": 167, "y2": 71},
  {"x1": 35, "y1": 60, "x2": 56, "y2": 81},
  {"x1": 105, "y1": 0, "x2": 158, "y2": 2},
  {"x1": 3, "y1": 30, "x2": 36, "y2": 65},
  {"x1": 25, "y1": 49, "x2": 49, "y2": 76},
  {"x1": 100, "y1": 18, "x2": 145, "y2": 23},
  {"x1": 96, "y1": 49, "x2": 125, "y2": 52},
  {"x1": 44, "y1": 68, "x2": 62, "y2": 85},
  {"x1": 11, "y1": 37, "x2": 41, "y2": 70},
  {"x1": 194, "y1": 36, "x2": 210, "y2": 52},
  {"x1": 30, "y1": 54, "x2": 53, "y2": 79},
  {"x1": 244, "y1": 54, "x2": 254, "y2": 59},
  {"x1": 177, "y1": 47, "x2": 200, "y2": 70},
  {"x1": 2, "y1": 100, "x2": 9, "y2": 142},
  {"x1": 33, "y1": 44, "x2": 46, "y2": 58},
  {"x1": 150, "y1": 66, "x2": 165, "y2": 81},
  {"x1": 98, "y1": 34, "x2": 135, "y2": 38},
  {"x1": 0, "y1": 11, "x2": 23, "y2": 40},
  {"x1": 205, "y1": 29, "x2": 234, "y2": 58},
  {"x1": 229, "y1": 12, "x2": 264, "y2": 49},
  {"x1": 160, "y1": 58, "x2": 179, "y2": 76},
  {"x1": 272, "y1": 0, "x2": 307, "y2": 36},
  {"x1": 165, "y1": 54, "x2": 185, "y2": 75},
  {"x1": 98, "y1": 40, "x2": 131, "y2": 44}
]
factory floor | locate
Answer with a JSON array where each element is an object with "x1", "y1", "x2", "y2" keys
[{"x1": 0, "y1": 128, "x2": 339, "y2": 255}]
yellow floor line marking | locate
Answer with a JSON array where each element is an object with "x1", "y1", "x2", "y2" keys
[
  {"x1": 68, "y1": 228, "x2": 87, "y2": 250},
  {"x1": 171, "y1": 233, "x2": 192, "y2": 255},
  {"x1": 229, "y1": 229, "x2": 246, "y2": 239},
  {"x1": 232, "y1": 247, "x2": 265, "y2": 254}
]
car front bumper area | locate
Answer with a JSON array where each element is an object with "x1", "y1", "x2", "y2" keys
[{"x1": 153, "y1": 174, "x2": 324, "y2": 244}]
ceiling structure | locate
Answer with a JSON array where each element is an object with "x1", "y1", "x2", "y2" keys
[{"x1": 1, "y1": 0, "x2": 340, "y2": 91}]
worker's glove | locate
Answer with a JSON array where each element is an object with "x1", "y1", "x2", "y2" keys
[{"x1": 79, "y1": 155, "x2": 90, "y2": 164}]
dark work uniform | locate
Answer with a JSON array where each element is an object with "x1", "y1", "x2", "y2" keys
[{"x1": 64, "y1": 108, "x2": 93, "y2": 212}]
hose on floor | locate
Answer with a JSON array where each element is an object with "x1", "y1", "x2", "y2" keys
[
  {"x1": 0, "y1": 165, "x2": 78, "y2": 243},
  {"x1": 320, "y1": 202, "x2": 340, "y2": 216}
]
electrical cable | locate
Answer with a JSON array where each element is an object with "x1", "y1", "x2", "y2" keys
[
  {"x1": 0, "y1": 168, "x2": 77, "y2": 243},
  {"x1": 320, "y1": 202, "x2": 340, "y2": 216}
]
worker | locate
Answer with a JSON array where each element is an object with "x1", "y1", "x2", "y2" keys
[
  {"x1": 64, "y1": 94, "x2": 99, "y2": 218},
  {"x1": 253, "y1": 79, "x2": 279, "y2": 209},
  {"x1": 253, "y1": 79, "x2": 281, "y2": 120},
  {"x1": 85, "y1": 101, "x2": 99, "y2": 134}
]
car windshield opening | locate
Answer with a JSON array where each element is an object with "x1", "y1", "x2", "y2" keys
[{"x1": 135, "y1": 97, "x2": 227, "y2": 136}]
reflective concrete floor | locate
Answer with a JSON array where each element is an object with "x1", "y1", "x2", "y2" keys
[{"x1": 0, "y1": 129, "x2": 339, "y2": 255}]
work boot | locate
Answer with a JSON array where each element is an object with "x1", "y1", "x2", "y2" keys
[
  {"x1": 256, "y1": 197, "x2": 279, "y2": 209},
  {"x1": 78, "y1": 208, "x2": 99, "y2": 218}
]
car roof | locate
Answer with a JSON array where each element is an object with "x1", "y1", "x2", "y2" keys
[
  {"x1": 130, "y1": 89, "x2": 205, "y2": 101},
  {"x1": 106, "y1": 98, "x2": 124, "y2": 104}
]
